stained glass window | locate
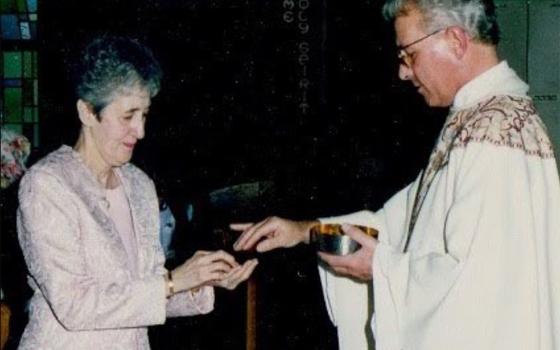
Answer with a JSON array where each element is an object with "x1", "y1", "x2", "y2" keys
[{"x1": 1, "y1": 0, "x2": 39, "y2": 147}]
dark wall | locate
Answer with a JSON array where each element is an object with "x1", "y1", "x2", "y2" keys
[
  {"x1": 39, "y1": 0, "x2": 444, "y2": 213},
  {"x1": 33, "y1": 1, "x2": 447, "y2": 349}
]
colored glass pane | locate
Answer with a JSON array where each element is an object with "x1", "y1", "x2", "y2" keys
[
  {"x1": 4, "y1": 79, "x2": 22, "y2": 87},
  {"x1": 23, "y1": 79, "x2": 33, "y2": 104},
  {"x1": 23, "y1": 51, "x2": 32, "y2": 77},
  {"x1": 5, "y1": 87, "x2": 23, "y2": 122},
  {"x1": 16, "y1": 0, "x2": 27, "y2": 12},
  {"x1": 32, "y1": 52, "x2": 37, "y2": 77},
  {"x1": 1, "y1": 15, "x2": 20, "y2": 39},
  {"x1": 23, "y1": 106, "x2": 33, "y2": 122},
  {"x1": 4, "y1": 124, "x2": 23, "y2": 134},
  {"x1": 0, "y1": 0, "x2": 18, "y2": 12},
  {"x1": 33, "y1": 79, "x2": 38, "y2": 105},
  {"x1": 4, "y1": 52, "x2": 22, "y2": 78},
  {"x1": 1, "y1": 0, "x2": 40, "y2": 148},
  {"x1": 20, "y1": 21, "x2": 31, "y2": 39},
  {"x1": 26, "y1": 0, "x2": 36, "y2": 12}
]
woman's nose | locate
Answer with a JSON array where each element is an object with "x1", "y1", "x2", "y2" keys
[{"x1": 132, "y1": 118, "x2": 145, "y2": 139}]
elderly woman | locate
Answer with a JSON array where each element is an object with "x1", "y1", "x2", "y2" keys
[{"x1": 16, "y1": 36, "x2": 258, "y2": 349}]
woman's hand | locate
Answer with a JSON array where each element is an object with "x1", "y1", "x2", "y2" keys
[
  {"x1": 171, "y1": 250, "x2": 239, "y2": 293},
  {"x1": 211, "y1": 259, "x2": 259, "y2": 290}
]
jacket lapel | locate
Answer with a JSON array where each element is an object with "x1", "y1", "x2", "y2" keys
[
  {"x1": 117, "y1": 167, "x2": 148, "y2": 277},
  {"x1": 63, "y1": 147, "x2": 130, "y2": 269}
]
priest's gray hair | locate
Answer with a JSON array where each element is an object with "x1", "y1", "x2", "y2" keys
[
  {"x1": 382, "y1": 0, "x2": 500, "y2": 45},
  {"x1": 74, "y1": 35, "x2": 162, "y2": 117}
]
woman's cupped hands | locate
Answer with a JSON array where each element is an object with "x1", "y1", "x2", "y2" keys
[{"x1": 171, "y1": 250, "x2": 258, "y2": 293}]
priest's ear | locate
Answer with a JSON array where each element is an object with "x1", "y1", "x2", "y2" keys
[
  {"x1": 444, "y1": 26, "x2": 470, "y2": 60},
  {"x1": 77, "y1": 99, "x2": 99, "y2": 126}
]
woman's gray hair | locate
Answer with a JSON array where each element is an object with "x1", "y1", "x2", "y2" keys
[
  {"x1": 74, "y1": 35, "x2": 163, "y2": 116},
  {"x1": 382, "y1": 0, "x2": 500, "y2": 45}
]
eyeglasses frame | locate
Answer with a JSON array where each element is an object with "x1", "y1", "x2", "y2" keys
[{"x1": 397, "y1": 28, "x2": 444, "y2": 67}]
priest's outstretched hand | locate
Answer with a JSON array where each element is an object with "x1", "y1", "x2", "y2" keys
[{"x1": 232, "y1": 218, "x2": 377, "y2": 281}]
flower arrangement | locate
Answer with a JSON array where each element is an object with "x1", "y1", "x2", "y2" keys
[{"x1": 1, "y1": 127, "x2": 31, "y2": 189}]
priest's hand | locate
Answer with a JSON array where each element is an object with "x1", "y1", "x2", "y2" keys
[
  {"x1": 318, "y1": 224, "x2": 377, "y2": 281},
  {"x1": 231, "y1": 217, "x2": 319, "y2": 252}
]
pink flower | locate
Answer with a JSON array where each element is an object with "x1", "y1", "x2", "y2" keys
[{"x1": 1, "y1": 127, "x2": 31, "y2": 189}]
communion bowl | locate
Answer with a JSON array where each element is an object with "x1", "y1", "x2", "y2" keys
[{"x1": 310, "y1": 223, "x2": 378, "y2": 256}]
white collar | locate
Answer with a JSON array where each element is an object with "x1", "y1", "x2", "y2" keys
[{"x1": 452, "y1": 61, "x2": 529, "y2": 111}]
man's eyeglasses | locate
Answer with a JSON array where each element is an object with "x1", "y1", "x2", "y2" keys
[{"x1": 397, "y1": 29, "x2": 443, "y2": 67}]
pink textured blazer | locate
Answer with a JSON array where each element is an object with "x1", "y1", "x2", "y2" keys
[{"x1": 17, "y1": 146, "x2": 213, "y2": 349}]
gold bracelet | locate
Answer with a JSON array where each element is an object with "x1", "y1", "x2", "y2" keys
[{"x1": 167, "y1": 270, "x2": 175, "y2": 296}]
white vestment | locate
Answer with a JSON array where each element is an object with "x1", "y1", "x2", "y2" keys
[{"x1": 319, "y1": 61, "x2": 560, "y2": 350}]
